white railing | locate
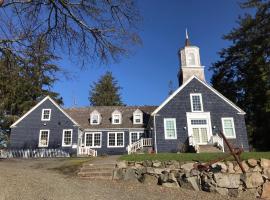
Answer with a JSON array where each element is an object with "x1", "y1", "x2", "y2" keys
[
  {"x1": 0, "y1": 149, "x2": 70, "y2": 158},
  {"x1": 78, "y1": 146, "x2": 97, "y2": 157},
  {"x1": 127, "y1": 138, "x2": 152, "y2": 154},
  {"x1": 210, "y1": 134, "x2": 225, "y2": 152},
  {"x1": 188, "y1": 136, "x2": 200, "y2": 153}
]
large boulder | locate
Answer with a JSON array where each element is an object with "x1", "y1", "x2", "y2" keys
[
  {"x1": 117, "y1": 161, "x2": 127, "y2": 168},
  {"x1": 263, "y1": 168, "x2": 270, "y2": 179},
  {"x1": 143, "y1": 174, "x2": 158, "y2": 185},
  {"x1": 247, "y1": 159, "x2": 258, "y2": 168},
  {"x1": 153, "y1": 160, "x2": 162, "y2": 168},
  {"x1": 213, "y1": 173, "x2": 241, "y2": 188},
  {"x1": 215, "y1": 187, "x2": 228, "y2": 196},
  {"x1": 242, "y1": 172, "x2": 264, "y2": 189},
  {"x1": 261, "y1": 182, "x2": 270, "y2": 199},
  {"x1": 112, "y1": 168, "x2": 124, "y2": 180},
  {"x1": 124, "y1": 168, "x2": 138, "y2": 181},
  {"x1": 261, "y1": 159, "x2": 270, "y2": 169},
  {"x1": 181, "y1": 162, "x2": 195, "y2": 172},
  {"x1": 212, "y1": 162, "x2": 227, "y2": 173},
  {"x1": 226, "y1": 161, "x2": 235, "y2": 174},
  {"x1": 162, "y1": 182, "x2": 179, "y2": 188}
]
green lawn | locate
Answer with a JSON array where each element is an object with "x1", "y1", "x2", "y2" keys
[{"x1": 119, "y1": 152, "x2": 270, "y2": 162}]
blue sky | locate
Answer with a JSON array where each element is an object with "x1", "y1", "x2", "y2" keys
[{"x1": 53, "y1": 0, "x2": 247, "y2": 108}]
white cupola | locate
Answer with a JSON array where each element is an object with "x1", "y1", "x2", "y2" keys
[{"x1": 178, "y1": 29, "x2": 205, "y2": 86}]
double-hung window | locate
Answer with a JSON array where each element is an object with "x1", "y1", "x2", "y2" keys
[
  {"x1": 108, "y1": 132, "x2": 124, "y2": 147},
  {"x1": 85, "y1": 132, "x2": 102, "y2": 148},
  {"x1": 190, "y1": 93, "x2": 203, "y2": 112},
  {"x1": 222, "y1": 118, "x2": 236, "y2": 138},
  {"x1": 90, "y1": 110, "x2": 101, "y2": 125},
  {"x1": 39, "y1": 130, "x2": 50, "y2": 147},
  {"x1": 41, "y1": 109, "x2": 51, "y2": 121},
  {"x1": 62, "y1": 129, "x2": 73, "y2": 146},
  {"x1": 133, "y1": 109, "x2": 143, "y2": 124},
  {"x1": 164, "y1": 118, "x2": 177, "y2": 139}
]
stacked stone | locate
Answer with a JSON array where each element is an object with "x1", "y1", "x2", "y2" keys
[{"x1": 113, "y1": 158, "x2": 270, "y2": 199}]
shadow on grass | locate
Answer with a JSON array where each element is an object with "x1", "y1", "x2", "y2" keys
[{"x1": 49, "y1": 157, "x2": 94, "y2": 176}]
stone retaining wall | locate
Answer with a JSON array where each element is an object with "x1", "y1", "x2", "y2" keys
[{"x1": 113, "y1": 158, "x2": 270, "y2": 199}]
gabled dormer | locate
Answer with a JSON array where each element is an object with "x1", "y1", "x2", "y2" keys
[
  {"x1": 112, "y1": 110, "x2": 122, "y2": 124},
  {"x1": 133, "y1": 109, "x2": 143, "y2": 124},
  {"x1": 90, "y1": 110, "x2": 101, "y2": 125}
]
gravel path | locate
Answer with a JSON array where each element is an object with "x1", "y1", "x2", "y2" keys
[{"x1": 0, "y1": 158, "x2": 255, "y2": 200}]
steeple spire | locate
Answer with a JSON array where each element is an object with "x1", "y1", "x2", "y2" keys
[{"x1": 185, "y1": 28, "x2": 191, "y2": 46}]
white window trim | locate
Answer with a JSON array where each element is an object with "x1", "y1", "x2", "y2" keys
[
  {"x1": 190, "y1": 93, "x2": 203, "y2": 112},
  {"x1": 133, "y1": 113, "x2": 143, "y2": 124},
  {"x1": 90, "y1": 113, "x2": 101, "y2": 125},
  {"x1": 85, "y1": 132, "x2": 102, "y2": 148},
  {"x1": 38, "y1": 129, "x2": 50, "y2": 147},
  {"x1": 129, "y1": 131, "x2": 144, "y2": 145},
  {"x1": 164, "y1": 118, "x2": 177, "y2": 140},
  {"x1": 221, "y1": 117, "x2": 236, "y2": 139},
  {"x1": 107, "y1": 132, "x2": 124, "y2": 148},
  {"x1": 41, "y1": 109, "x2": 51, "y2": 121},
  {"x1": 62, "y1": 129, "x2": 73, "y2": 147},
  {"x1": 112, "y1": 114, "x2": 122, "y2": 124}
]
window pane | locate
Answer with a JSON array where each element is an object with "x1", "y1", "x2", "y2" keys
[
  {"x1": 40, "y1": 131, "x2": 49, "y2": 146},
  {"x1": 43, "y1": 110, "x2": 50, "y2": 120},
  {"x1": 192, "y1": 95, "x2": 202, "y2": 111},
  {"x1": 131, "y1": 132, "x2": 138, "y2": 144},
  {"x1": 225, "y1": 128, "x2": 234, "y2": 137},
  {"x1": 165, "y1": 119, "x2": 176, "y2": 138},
  {"x1": 85, "y1": 134, "x2": 93, "y2": 146},
  {"x1": 109, "y1": 133, "x2": 115, "y2": 146},
  {"x1": 94, "y1": 133, "x2": 101, "y2": 146},
  {"x1": 224, "y1": 119, "x2": 233, "y2": 128},
  {"x1": 191, "y1": 119, "x2": 207, "y2": 125},
  {"x1": 193, "y1": 128, "x2": 200, "y2": 143},
  {"x1": 117, "y1": 133, "x2": 123, "y2": 146},
  {"x1": 64, "y1": 130, "x2": 72, "y2": 145},
  {"x1": 201, "y1": 128, "x2": 208, "y2": 143}
]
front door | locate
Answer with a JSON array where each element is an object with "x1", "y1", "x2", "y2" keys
[{"x1": 189, "y1": 118, "x2": 210, "y2": 145}]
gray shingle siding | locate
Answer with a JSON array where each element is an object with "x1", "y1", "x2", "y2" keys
[
  {"x1": 10, "y1": 99, "x2": 78, "y2": 154},
  {"x1": 81, "y1": 129, "x2": 146, "y2": 155},
  {"x1": 154, "y1": 78, "x2": 249, "y2": 153}
]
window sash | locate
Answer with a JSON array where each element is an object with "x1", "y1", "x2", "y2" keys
[
  {"x1": 41, "y1": 109, "x2": 51, "y2": 121},
  {"x1": 222, "y1": 118, "x2": 236, "y2": 138},
  {"x1": 134, "y1": 114, "x2": 142, "y2": 124},
  {"x1": 62, "y1": 129, "x2": 72, "y2": 146},
  {"x1": 91, "y1": 114, "x2": 99, "y2": 124},
  {"x1": 112, "y1": 114, "x2": 121, "y2": 124},
  {"x1": 190, "y1": 94, "x2": 203, "y2": 112},
  {"x1": 39, "y1": 130, "x2": 49, "y2": 147},
  {"x1": 108, "y1": 132, "x2": 124, "y2": 147},
  {"x1": 164, "y1": 119, "x2": 177, "y2": 139},
  {"x1": 85, "y1": 132, "x2": 102, "y2": 148}
]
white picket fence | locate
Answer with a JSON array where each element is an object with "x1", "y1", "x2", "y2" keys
[
  {"x1": 0, "y1": 149, "x2": 70, "y2": 158},
  {"x1": 77, "y1": 146, "x2": 97, "y2": 157}
]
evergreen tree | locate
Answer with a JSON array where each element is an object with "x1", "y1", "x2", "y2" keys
[
  {"x1": 0, "y1": 37, "x2": 62, "y2": 145},
  {"x1": 89, "y1": 72, "x2": 124, "y2": 106},
  {"x1": 211, "y1": 0, "x2": 270, "y2": 150}
]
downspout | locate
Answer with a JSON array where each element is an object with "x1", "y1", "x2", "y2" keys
[{"x1": 153, "y1": 114, "x2": 158, "y2": 154}]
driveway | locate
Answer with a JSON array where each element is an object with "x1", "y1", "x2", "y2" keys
[{"x1": 0, "y1": 158, "x2": 254, "y2": 200}]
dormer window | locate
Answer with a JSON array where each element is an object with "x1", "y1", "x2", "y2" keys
[
  {"x1": 41, "y1": 109, "x2": 51, "y2": 121},
  {"x1": 133, "y1": 109, "x2": 143, "y2": 124},
  {"x1": 90, "y1": 110, "x2": 101, "y2": 125},
  {"x1": 112, "y1": 110, "x2": 122, "y2": 124}
]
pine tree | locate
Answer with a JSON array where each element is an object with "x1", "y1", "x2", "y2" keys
[
  {"x1": 211, "y1": 0, "x2": 270, "y2": 150},
  {"x1": 89, "y1": 72, "x2": 124, "y2": 106},
  {"x1": 0, "y1": 37, "x2": 62, "y2": 145}
]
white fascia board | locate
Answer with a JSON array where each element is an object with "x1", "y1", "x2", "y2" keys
[
  {"x1": 10, "y1": 96, "x2": 80, "y2": 128},
  {"x1": 151, "y1": 76, "x2": 245, "y2": 116}
]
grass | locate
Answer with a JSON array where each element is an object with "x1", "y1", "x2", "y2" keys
[
  {"x1": 119, "y1": 152, "x2": 270, "y2": 162},
  {"x1": 49, "y1": 157, "x2": 94, "y2": 176}
]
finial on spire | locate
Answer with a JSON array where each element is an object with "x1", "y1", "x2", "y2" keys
[{"x1": 185, "y1": 28, "x2": 191, "y2": 46}]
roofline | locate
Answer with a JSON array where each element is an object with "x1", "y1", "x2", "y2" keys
[
  {"x1": 151, "y1": 75, "x2": 245, "y2": 116},
  {"x1": 10, "y1": 96, "x2": 80, "y2": 128}
]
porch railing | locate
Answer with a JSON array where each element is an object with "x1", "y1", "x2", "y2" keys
[
  {"x1": 78, "y1": 146, "x2": 97, "y2": 157},
  {"x1": 127, "y1": 138, "x2": 152, "y2": 154},
  {"x1": 210, "y1": 134, "x2": 225, "y2": 152}
]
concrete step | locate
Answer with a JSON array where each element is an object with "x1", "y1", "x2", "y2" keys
[
  {"x1": 82, "y1": 163, "x2": 116, "y2": 168},
  {"x1": 80, "y1": 167, "x2": 114, "y2": 173},
  {"x1": 198, "y1": 145, "x2": 223, "y2": 153}
]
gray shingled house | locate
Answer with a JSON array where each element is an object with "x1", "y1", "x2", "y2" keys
[{"x1": 9, "y1": 36, "x2": 249, "y2": 156}]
